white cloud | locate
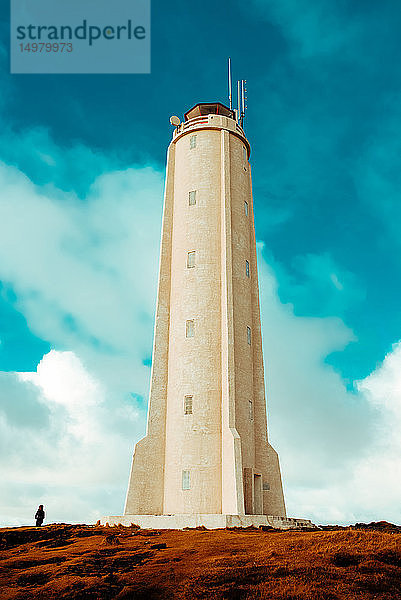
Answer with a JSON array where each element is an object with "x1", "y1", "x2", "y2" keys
[
  {"x1": 0, "y1": 350, "x2": 145, "y2": 526},
  {"x1": 273, "y1": 334, "x2": 401, "y2": 524},
  {"x1": 0, "y1": 160, "x2": 163, "y2": 398},
  {"x1": 0, "y1": 155, "x2": 163, "y2": 526},
  {"x1": 258, "y1": 253, "x2": 374, "y2": 488},
  {"x1": 20, "y1": 350, "x2": 101, "y2": 442},
  {"x1": 353, "y1": 342, "x2": 401, "y2": 522}
]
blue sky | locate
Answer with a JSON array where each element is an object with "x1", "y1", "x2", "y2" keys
[{"x1": 0, "y1": 0, "x2": 401, "y2": 525}]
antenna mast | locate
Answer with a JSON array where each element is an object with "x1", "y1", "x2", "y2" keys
[
  {"x1": 228, "y1": 59, "x2": 247, "y2": 126},
  {"x1": 237, "y1": 80, "x2": 241, "y2": 124},
  {"x1": 228, "y1": 57, "x2": 232, "y2": 111},
  {"x1": 240, "y1": 79, "x2": 247, "y2": 127}
]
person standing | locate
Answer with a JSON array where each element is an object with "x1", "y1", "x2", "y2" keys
[{"x1": 35, "y1": 505, "x2": 45, "y2": 527}]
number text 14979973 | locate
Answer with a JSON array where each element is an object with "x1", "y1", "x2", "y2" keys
[{"x1": 19, "y1": 43, "x2": 73, "y2": 52}]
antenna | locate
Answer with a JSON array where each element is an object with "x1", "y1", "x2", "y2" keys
[
  {"x1": 229, "y1": 61, "x2": 247, "y2": 126},
  {"x1": 237, "y1": 80, "x2": 241, "y2": 123},
  {"x1": 228, "y1": 57, "x2": 232, "y2": 111},
  {"x1": 239, "y1": 79, "x2": 248, "y2": 127},
  {"x1": 238, "y1": 80, "x2": 245, "y2": 127}
]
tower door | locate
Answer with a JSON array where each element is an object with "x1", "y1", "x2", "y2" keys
[
  {"x1": 244, "y1": 469, "x2": 263, "y2": 514},
  {"x1": 243, "y1": 468, "x2": 253, "y2": 514},
  {"x1": 254, "y1": 474, "x2": 263, "y2": 515}
]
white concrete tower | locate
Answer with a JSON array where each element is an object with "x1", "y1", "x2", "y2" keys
[{"x1": 103, "y1": 103, "x2": 305, "y2": 529}]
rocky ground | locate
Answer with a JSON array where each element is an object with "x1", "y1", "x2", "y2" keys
[{"x1": 0, "y1": 522, "x2": 400, "y2": 599}]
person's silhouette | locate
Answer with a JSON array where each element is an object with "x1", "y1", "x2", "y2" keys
[{"x1": 35, "y1": 505, "x2": 45, "y2": 527}]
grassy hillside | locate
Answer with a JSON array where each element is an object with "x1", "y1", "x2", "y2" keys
[{"x1": 1, "y1": 523, "x2": 400, "y2": 599}]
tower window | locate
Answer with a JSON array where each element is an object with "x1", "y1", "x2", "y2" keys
[
  {"x1": 190, "y1": 135, "x2": 197, "y2": 149},
  {"x1": 243, "y1": 146, "x2": 247, "y2": 161},
  {"x1": 244, "y1": 201, "x2": 249, "y2": 216},
  {"x1": 182, "y1": 470, "x2": 191, "y2": 490},
  {"x1": 246, "y1": 260, "x2": 250, "y2": 277},
  {"x1": 189, "y1": 190, "x2": 197, "y2": 206},
  {"x1": 263, "y1": 482, "x2": 270, "y2": 491},
  {"x1": 187, "y1": 251, "x2": 196, "y2": 268},
  {"x1": 186, "y1": 320, "x2": 194, "y2": 338},
  {"x1": 249, "y1": 400, "x2": 253, "y2": 421},
  {"x1": 184, "y1": 395, "x2": 193, "y2": 415},
  {"x1": 247, "y1": 326, "x2": 251, "y2": 345}
]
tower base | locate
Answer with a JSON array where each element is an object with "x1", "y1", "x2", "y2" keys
[{"x1": 100, "y1": 514, "x2": 316, "y2": 530}]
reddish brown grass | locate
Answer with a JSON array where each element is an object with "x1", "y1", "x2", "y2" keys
[{"x1": 0, "y1": 524, "x2": 400, "y2": 599}]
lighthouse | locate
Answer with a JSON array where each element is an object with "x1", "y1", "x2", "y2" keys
[{"x1": 102, "y1": 89, "x2": 314, "y2": 529}]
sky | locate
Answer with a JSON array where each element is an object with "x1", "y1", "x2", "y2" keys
[{"x1": 0, "y1": 0, "x2": 401, "y2": 526}]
